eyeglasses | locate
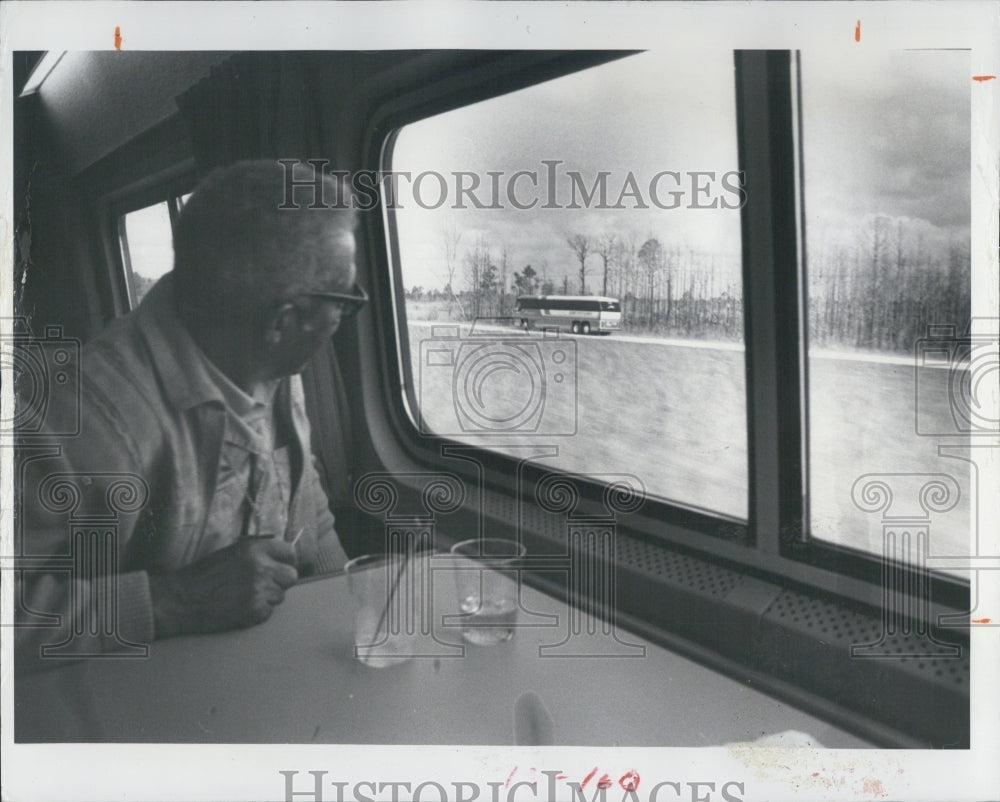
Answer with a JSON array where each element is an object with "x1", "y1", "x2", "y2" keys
[{"x1": 301, "y1": 283, "x2": 369, "y2": 318}]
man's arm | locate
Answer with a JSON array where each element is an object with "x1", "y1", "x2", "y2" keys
[
  {"x1": 15, "y1": 387, "x2": 156, "y2": 669},
  {"x1": 16, "y1": 377, "x2": 302, "y2": 670},
  {"x1": 292, "y1": 454, "x2": 348, "y2": 576},
  {"x1": 287, "y1": 375, "x2": 348, "y2": 575},
  {"x1": 149, "y1": 538, "x2": 298, "y2": 636}
]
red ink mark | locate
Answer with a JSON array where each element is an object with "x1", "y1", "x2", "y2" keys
[
  {"x1": 114, "y1": 26, "x2": 122, "y2": 51},
  {"x1": 557, "y1": 775, "x2": 568, "y2": 781},
  {"x1": 619, "y1": 771, "x2": 641, "y2": 792},
  {"x1": 862, "y1": 778, "x2": 887, "y2": 797},
  {"x1": 812, "y1": 772, "x2": 820, "y2": 777},
  {"x1": 971, "y1": 617, "x2": 992, "y2": 623},
  {"x1": 972, "y1": 75, "x2": 996, "y2": 82},
  {"x1": 505, "y1": 767, "x2": 517, "y2": 789},
  {"x1": 597, "y1": 774, "x2": 613, "y2": 790},
  {"x1": 581, "y1": 768, "x2": 598, "y2": 789},
  {"x1": 854, "y1": 20, "x2": 861, "y2": 42}
]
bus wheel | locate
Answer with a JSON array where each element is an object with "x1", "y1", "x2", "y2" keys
[
  {"x1": 581, "y1": 322, "x2": 591, "y2": 335},
  {"x1": 571, "y1": 321, "x2": 581, "y2": 334}
]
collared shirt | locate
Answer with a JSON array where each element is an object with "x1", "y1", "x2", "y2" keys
[
  {"x1": 17, "y1": 273, "x2": 347, "y2": 663},
  {"x1": 198, "y1": 352, "x2": 294, "y2": 547}
]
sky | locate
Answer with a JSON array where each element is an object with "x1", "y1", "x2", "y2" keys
[
  {"x1": 391, "y1": 48, "x2": 970, "y2": 294},
  {"x1": 391, "y1": 50, "x2": 745, "y2": 294},
  {"x1": 800, "y1": 49, "x2": 970, "y2": 246}
]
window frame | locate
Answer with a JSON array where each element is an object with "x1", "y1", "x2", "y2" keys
[
  {"x1": 362, "y1": 49, "x2": 970, "y2": 614},
  {"x1": 88, "y1": 150, "x2": 198, "y2": 318},
  {"x1": 370, "y1": 50, "x2": 750, "y2": 542},
  {"x1": 738, "y1": 51, "x2": 969, "y2": 609},
  {"x1": 115, "y1": 198, "x2": 172, "y2": 308}
]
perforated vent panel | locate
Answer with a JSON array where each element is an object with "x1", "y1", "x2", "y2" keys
[
  {"x1": 615, "y1": 536, "x2": 741, "y2": 597},
  {"x1": 501, "y1": 493, "x2": 742, "y2": 595},
  {"x1": 765, "y1": 589, "x2": 969, "y2": 686},
  {"x1": 768, "y1": 590, "x2": 884, "y2": 644}
]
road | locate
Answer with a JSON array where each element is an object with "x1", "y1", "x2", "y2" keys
[{"x1": 407, "y1": 320, "x2": 973, "y2": 568}]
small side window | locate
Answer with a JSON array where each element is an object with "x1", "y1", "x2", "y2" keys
[{"x1": 118, "y1": 201, "x2": 175, "y2": 307}]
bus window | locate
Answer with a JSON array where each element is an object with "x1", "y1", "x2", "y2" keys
[
  {"x1": 801, "y1": 50, "x2": 971, "y2": 572},
  {"x1": 388, "y1": 50, "x2": 747, "y2": 522},
  {"x1": 118, "y1": 201, "x2": 174, "y2": 306}
]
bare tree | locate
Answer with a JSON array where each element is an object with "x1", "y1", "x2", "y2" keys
[
  {"x1": 663, "y1": 243, "x2": 679, "y2": 329},
  {"x1": 566, "y1": 234, "x2": 592, "y2": 294},
  {"x1": 441, "y1": 219, "x2": 466, "y2": 319},
  {"x1": 594, "y1": 233, "x2": 618, "y2": 297},
  {"x1": 638, "y1": 237, "x2": 662, "y2": 327},
  {"x1": 498, "y1": 243, "x2": 509, "y2": 316},
  {"x1": 614, "y1": 232, "x2": 638, "y2": 326},
  {"x1": 864, "y1": 215, "x2": 890, "y2": 348},
  {"x1": 464, "y1": 236, "x2": 490, "y2": 319}
]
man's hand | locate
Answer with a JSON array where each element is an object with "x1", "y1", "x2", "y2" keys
[{"x1": 149, "y1": 538, "x2": 299, "y2": 638}]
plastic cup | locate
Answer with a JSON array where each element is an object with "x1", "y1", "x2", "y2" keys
[
  {"x1": 344, "y1": 553, "x2": 415, "y2": 668},
  {"x1": 450, "y1": 538, "x2": 526, "y2": 646}
]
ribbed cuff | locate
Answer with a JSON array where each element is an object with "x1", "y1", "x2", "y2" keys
[
  {"x1": 314, "y1": 535, "x2": 348, "y2": 575},
  {"x1": 105, "y1": 570, "x2": 155, "y2": 650}
]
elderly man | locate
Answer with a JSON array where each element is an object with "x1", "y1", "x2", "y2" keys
[{"x1": 17, "y1": 161, "x2": 361, "y2": 662}]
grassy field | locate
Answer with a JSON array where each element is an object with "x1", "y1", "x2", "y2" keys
[{"x1": 407, "y1": 321, "x2": 972, "y2": 566}]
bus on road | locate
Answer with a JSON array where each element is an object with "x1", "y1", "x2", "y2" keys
[{"x1": 515, "y1": 295, "x2": 622, "y2": 334}]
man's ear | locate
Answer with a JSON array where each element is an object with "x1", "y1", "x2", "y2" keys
[{"x1": 263, "y1": 302, "x2": 299, "y2": 345}]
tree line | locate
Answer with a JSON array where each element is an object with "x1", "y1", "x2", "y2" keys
[
  {"x1": 404, "y1": 216, "x2": 969, "y2": 352},
  {"x1": 807, "y1": 216, "x2": 970, "y2": 352}
]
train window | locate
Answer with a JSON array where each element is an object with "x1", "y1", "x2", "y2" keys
[
  {"x1": 118, "y1": 200, "x2": 175, "y2": 306},
  {"x1": 800, "y1": 50, "x2": 971, "y2": 572},
  {"x1": 388, "y1": 51, "x2": 748, "y2": 521}
]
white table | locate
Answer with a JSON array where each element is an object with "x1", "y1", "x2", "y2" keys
[{"x1": 16, "y1": 564, "x2": 873, "y2": 746}]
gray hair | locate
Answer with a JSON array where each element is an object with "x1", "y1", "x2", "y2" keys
[{"x1": 173, "y1": 160, "x2": 356, "y2": 323}]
